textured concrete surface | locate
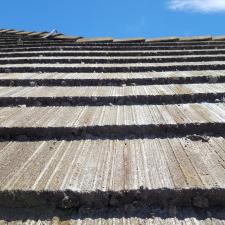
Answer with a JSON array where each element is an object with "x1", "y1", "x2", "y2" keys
[
  {"x1": 0, "y1": 72, "x2": 224, "y2": 87},
  {"x1": 0, "y1": 138, "x2": 224, "y2": 190},
  {"x1": 0, "y1": 137, "x2": 225, "y2": 209},
  {"x1": 3, "y1": 55, "x2": 225, "y2": 59},
  {"x1": 0, "y1": 70, "x2": 224, "y2": 80},
  {"x1": 0, "y1": 207, "x2": 225, "y2": 225},
  {"x1": 0, "y1": 86, "x2": 223, "y2": 106},
  {"x1": 76, "y1": 38, "x2": 113, "y2": 43},
  {"x1": 0, "y1": 103, "x2": 224, "y2": 127},
  {"x1": 0, "y1": 83, "x2": 224, "y2": 97},
  {"x1": 1, "y1": 62, "x2": 225, "y2": 73},
  {"x1": 2, "y1": 49, "x2": 225, "y2": 58},
  {"x1": 3, "y1": 56, "x2": 225, "y2": 67},
  {"x1": 1, "y1": 61, "x2": 225, "y2": 68},
  {"x1": 5, "y1": 40, "x2": 225, "y2": 46},
  {"x1": 0, "y1": 30, "x2": 225, "y2": 221},
  {"x1": 2, "y1": 43, "x2": 225, "y2": 50}
]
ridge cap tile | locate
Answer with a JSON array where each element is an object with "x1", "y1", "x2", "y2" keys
[
  {"x1": 52, "y1": 35, "x2": 82, "y2": 40},
  {"x1": 179, "y1": 35, "x2": 212, "y2": 41},
  {"x1": 76, "y1": 37, "x2": 113, "y2": 43},
  {"x1": 212, "y1": 35, "x2": 225, "y2": 41},
  {"x1": 0, "y1": 28, "x2": 224, "y2": 43},
  {"x1": 146, "y1": 37, "x2": 179, "y2": 42},
  {"x1": 113, "y1": 37, "x2": 146, "y2": 42}
]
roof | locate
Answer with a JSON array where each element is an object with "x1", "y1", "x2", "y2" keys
[
  {"x1": 1, "y1": 28, "x2": 225, "y2": 41},
  {"x1": 0, "y1": 28, "x2": 225, "y2": 224}
]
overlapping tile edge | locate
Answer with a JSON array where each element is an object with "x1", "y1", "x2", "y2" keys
[
  {"x1": 0, "y1": 29, "x2": 225, "y2": 224},
  {"x1": 1, "y1": 28, "x2": 225, "y2": 42}
]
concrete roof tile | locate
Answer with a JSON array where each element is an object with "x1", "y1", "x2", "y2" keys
[
  {"x1": 113, "y1": 37, "x2": 145, "y2": 43},
  {"x1": 76, "y1": 37, "x2": 113, "y2": 43},
  {"x1": 0, "y1": 27, "x2": 225, "y2": 216},
  {"x1": 146, "y1": 37, "x2": 179, "y2": 42},
  {"x1": 179, "y1": 36, "x2": 212, "y2": 41}
]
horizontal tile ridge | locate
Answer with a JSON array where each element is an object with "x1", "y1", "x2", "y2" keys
[
  {"x1": 1, "y1": 55, "x2": 225, "y2": 65},
  {"x1": 0, "y1": 76, "x2": 224, "y2": 86},
  {"x1": 1, "y1": 63, "x2": 225, "y2": 73},
  {"x1": 113, "y1": 38, "x2": 146, "y2": 43},
  {"x1": 0, "y1": 123, "x2": 224, "y2": 141},
  {"x1": 0, "y1": 188, "x2": 224, "y2": 209},
  {"x1": 0, "y1": 92, "x2": 223, "y2": 106},
  {"x1": 76, "y1": 37, "x2": 113, "y2": 43}
]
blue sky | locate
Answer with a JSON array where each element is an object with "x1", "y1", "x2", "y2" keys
[{"x1": 1, "y1": 0, "x2": 225, "y2": 38}]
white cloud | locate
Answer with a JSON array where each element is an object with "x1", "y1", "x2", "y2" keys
[{"x1": 169, "y1": 0, "x2": 225, "y2": 12}]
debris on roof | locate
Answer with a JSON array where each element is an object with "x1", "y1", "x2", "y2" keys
[{"x1": 0, "y1": 28, "x2": 225, "y2": 224}]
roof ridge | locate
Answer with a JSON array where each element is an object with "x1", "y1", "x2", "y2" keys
[{"x1": 0, "y1": 28, "x2": 225, "y2": 42}]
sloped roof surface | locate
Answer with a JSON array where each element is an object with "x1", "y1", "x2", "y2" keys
[{"x1": 0, "y1": 29, "x2": 225, "y2": 224}]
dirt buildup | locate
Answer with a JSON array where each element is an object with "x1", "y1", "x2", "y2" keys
[
  {"x1": 15, "y1": 135, "x2": 28, "y2": 141},
  {"x1": 29, "y1": 81, "x2": 37, "y2": 87},
  {"x1": 186, "y1": 134, "x2": 210, "y2": 142},
  {"x1": 192, "y1": 196, "x2": 209, "y2": 208}
]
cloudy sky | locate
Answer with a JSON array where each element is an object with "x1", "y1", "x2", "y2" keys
[
  {"x1": 0, "y1": 0, "x2": 225, "y2": 37},
  {"x1": 169, "y1": 0, "x2": 225, "y2": 12}
]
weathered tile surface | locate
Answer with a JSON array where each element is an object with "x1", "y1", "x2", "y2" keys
[{"x1": 0, "y1": 29, "x2": 225, "y2": 222}]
